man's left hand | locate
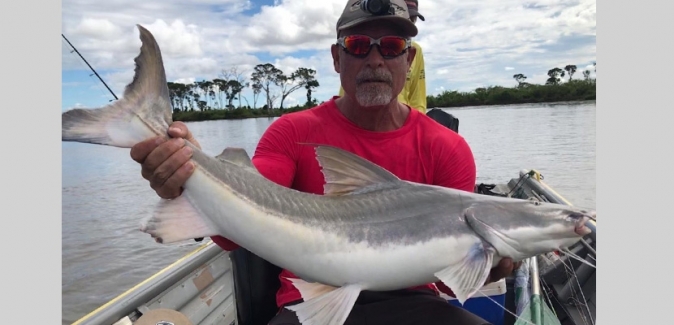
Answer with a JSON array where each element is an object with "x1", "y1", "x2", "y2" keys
[
  {"x1": 434, "y1": 257, "x2": 522, "y2": 298},
  {"x1": 485, "y1": 257, "x2": 521, "y2": 284}
]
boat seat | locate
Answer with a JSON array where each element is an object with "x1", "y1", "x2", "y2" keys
[
  {"x1": 230, "y1": 248, "x2": 283, "y2": 325},
  {"x1": 427, "y1": 108, "x2": 460, "y2": 133}
]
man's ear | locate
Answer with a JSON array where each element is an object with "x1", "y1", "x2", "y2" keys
[
  {"x1": 331, "y1": 44, "x2": 341, "y2": 73},
  {"x1": 406, "y1": 45, "x2": 417, "y2": 68}
]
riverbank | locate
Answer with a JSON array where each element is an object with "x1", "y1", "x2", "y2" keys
[
  {"x1": 173, "y1": 106, "x2": 308, "y2": 122},
  {"x1": 428, "y1": 79, "x2": 596, "y2": 109},
  {"x1": 172, "y1": 80, "x2": 596, "y2": 122}
]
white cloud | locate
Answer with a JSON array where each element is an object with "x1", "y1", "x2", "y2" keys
[{"x1": 62, "y1": 0, "x2": 596, "y2": 109}]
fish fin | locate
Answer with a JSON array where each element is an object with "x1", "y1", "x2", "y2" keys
[
  {"x1": 286, "y1": 284, "x2": 361, "y2": 325},
  {"x1": 307, "y1": 144, "x2": 403, "y2": 196},
  {"x1": 289, "y1": 278, "x2": 339, "y2": 301},
  {"x1": 434, "y1": 241, "x2": 495, "y2": 305},
  {"x1": 464, "y1": 207, "x2": 521, "y2": 258},
  {"x1": 215, "y1": 147, "x2": 256, "y2": 170},
  {"x1": 140, "y1": 195, "x2": 219, "y2": 244},
  {"x1": 62, "y1": 24, "x2": 172, "y2": 148}
]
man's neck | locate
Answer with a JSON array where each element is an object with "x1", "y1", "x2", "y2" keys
[{"x1": 334, "y1": 95, "x2": 410, "y2": 132}]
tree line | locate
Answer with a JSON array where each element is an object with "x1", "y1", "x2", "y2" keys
[
  {"x1": 168, "y1": 61, "x2": 596, "y2": 121},
  {"x1": 167, "y1": 63, "x2": 320, "y2": 113},
  {"x1": 427, "y1": 62, "x2": 596, "y2": 108}
]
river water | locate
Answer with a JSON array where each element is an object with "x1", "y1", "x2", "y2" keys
[{"x1": 61, "y1": 101, "x2": 595, "y2": 324}]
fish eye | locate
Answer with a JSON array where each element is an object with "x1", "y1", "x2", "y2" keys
[{"x1": 566, "y1": 212, "x2": 584, "y2": 221}]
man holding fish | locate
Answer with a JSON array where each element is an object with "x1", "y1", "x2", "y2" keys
[{"x1": 128, "y1": 0, "x2": 517, "y2": 324}]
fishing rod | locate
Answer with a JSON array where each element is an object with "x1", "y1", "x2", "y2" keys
[{"x1": 62, "y1": 34, "x2": 118, "y2": 101}]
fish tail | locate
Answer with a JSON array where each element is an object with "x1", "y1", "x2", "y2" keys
[{"x1": 61, "y1": 25, "x2": 173, "y2": 148}]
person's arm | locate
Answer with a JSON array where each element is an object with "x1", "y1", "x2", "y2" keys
[
  {"x1": 211, "y1": 116, "x2": 299, "y2": 250},
  {"x1": 406, "y1": 42, "x2": 427, "y2": 113},
  {"x1": 432, "y1": 135, "x2": 476, "y2": 192}
]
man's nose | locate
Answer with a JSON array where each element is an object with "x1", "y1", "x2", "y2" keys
[{"x1": 363, "y1": 45, "x2": 386, "y2": 69}]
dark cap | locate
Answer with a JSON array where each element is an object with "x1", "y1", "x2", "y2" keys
[
  {"x1": 404, "y1": 0, "x2": 425, "y2": 21},
  {"x1": 336, "y1": 0, "x2": 418, "y2": 37}
]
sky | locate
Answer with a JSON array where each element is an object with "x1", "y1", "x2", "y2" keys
[{"x1": 61, "y1": 0, "x2": 597, "y2": 111}]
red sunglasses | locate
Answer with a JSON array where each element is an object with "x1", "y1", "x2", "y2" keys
[{"x1": 337, "y1": 35, "x2": 411, "y2": 59}]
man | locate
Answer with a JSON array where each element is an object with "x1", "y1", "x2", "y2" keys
[
  {"x1": 130, "y1": 0, "x2": 517, "y2": 324},
  {"x1": 338, "y1": 0, "x2": 427, "y2": 114}
]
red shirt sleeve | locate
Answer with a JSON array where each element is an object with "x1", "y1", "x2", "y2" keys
[
  {"x1": 433, "y1": 135, "x2": 476, "y2": 192},
  {"x1": 210, "y1": 116, "x2": 298, "y2": 251}
]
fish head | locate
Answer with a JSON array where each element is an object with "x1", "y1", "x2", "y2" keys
[{"x1": 463, "y1": 198, "x2": 595, "y2": 260}]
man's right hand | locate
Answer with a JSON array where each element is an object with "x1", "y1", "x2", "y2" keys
[{"x1": 130, "y1": 122, "x2": 201, "y2": 199}]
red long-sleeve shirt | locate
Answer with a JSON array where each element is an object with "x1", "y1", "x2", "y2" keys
[{"x1": 211, "y1": 97, "x2": 475, "y2": 307}]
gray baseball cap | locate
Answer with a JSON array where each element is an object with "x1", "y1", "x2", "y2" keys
[{"x1": 336, "y1": 0, "x2": 418, "y2": 37}]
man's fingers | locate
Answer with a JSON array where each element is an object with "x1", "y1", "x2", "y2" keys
[
  {"x1": 150, "y1": 146, "x2": 193, "y2": 184},
  {"x1": 156, "y1": 161, "x2": 195, "y2": 199},
  {"x1": 496, "y1": 258, "x2": 514, "y2": 277},
  {"x1": 168, "y1": 121, "x2": 201, "y2": 149},
  {"x1": 130, "y1": 136, "x2": 164, "y2": 163},
  {"x1": 142, "y1": 138, "x2": 187, "y2": 174},
  {"x1": 168, "y1": 122, "x2": 187, "y2": 138},
  {"x1": 486, "y1": 258, "x2": 515, "y2": 284}
]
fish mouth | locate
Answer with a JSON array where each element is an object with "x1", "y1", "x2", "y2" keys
[{"x1": 574, "y1": 215, "x2": 593, "y2": 236}]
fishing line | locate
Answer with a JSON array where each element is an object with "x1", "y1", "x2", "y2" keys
[
  {"x1": 475, "y1": 288, "x2": 536, "y2": 325},
  {"x1": 566, "y1": 257, "x2": 594, "y2": 325},
  {"x1": 543, "y1": 251, "x2": 595, "y2": 325},
  {"x1": 539, "y1": 277, "x2": 560, "y2": 319},
  {"x1": 560, "y1": 253, "x2": 594, "y2": 325},
  {"x1": 580, "y1": 238, "x2": 596, "y2": 255},
  {"x1": 63, "y1": 42, "x2": 111, "y2": 101},
  {"x1": 62, "y1": 34, "x2": 118, "y2": 100},
  {"x1": 560, "y1": 248, "x2": 595, "y2": 268}
]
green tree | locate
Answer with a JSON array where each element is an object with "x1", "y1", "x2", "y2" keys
[
  {"x1": 546, "y1": 67, "x2": 565, "y2": 85},
  {"x1": 252, "y1": 83, "x2": 262, "y2": 109},
  {"x1": 221, "y1": 66, "x2": 250, "y2": 109},
  {"x1": 251, "y1": 63, "x2": 283, "y2": 110},
  {"x1": 564, "y1": 65, "x2": 577, "y2": 81},
  {"x1": 278, "y1": 67, "x2": 319, "y2": 109},
  {"x1": 305, "y1": 79, "x2": 320, "y2": 106},
  {"x1": 513, "y1": 73, "x2": 527, "y2": 88}
]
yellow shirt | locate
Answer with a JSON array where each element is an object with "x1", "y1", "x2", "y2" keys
[{"x1": 338, "y1": 41, "x2": 427, "y2": 114}]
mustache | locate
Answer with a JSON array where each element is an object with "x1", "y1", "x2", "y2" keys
[{"x1": 356, "y1": 69, "x2": 393, "y2": 85}]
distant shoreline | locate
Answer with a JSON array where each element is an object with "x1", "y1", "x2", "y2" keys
[{"x1": 173, "y1": 80, "x2": 596, "y2": 122}]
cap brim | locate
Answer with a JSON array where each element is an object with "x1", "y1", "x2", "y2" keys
[
  {"x1": 409, "y1": 9, "x2": 425, "y2": 21},
  {"x1": 338, "y1": 16, "x2": 418, "y2": 37}
]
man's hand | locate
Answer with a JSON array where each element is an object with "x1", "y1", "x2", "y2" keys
[
  {"x1": 485, "y1": 257, "x2": 521, "y2": 284},
  {"x1": 434, "y1": 257, "x2": 521, "y2": 299},
  {"x1": 130, "y1": 122, "x2": 201, "y2": 199}
]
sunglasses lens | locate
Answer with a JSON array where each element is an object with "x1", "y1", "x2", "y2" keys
[
  {"x1": 379, "y1": 37, "x2": 407, "y2": 57},
  {"x1": 343, "y1": 35, "x2": 372, "y2": 56},
  {"x1": 342, "y1": 35, "x2": 408, "y2": 58}
]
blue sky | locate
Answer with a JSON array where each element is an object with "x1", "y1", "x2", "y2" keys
[{"x1": 61, "y1": 0, "x2": 596, "y2": 112}]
